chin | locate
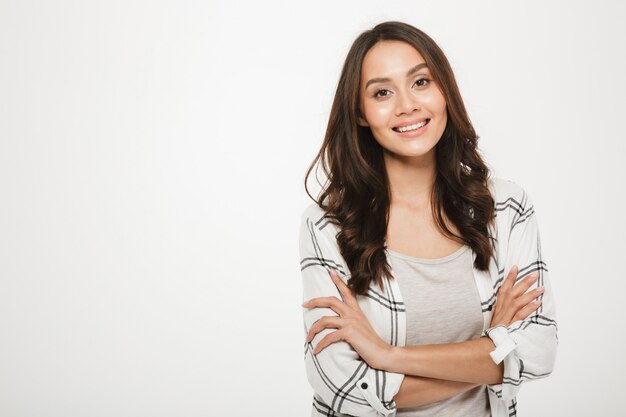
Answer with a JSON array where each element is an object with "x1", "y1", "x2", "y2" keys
[{"x1": 385, "y1": 146, "x2": 436, "y2": 159}]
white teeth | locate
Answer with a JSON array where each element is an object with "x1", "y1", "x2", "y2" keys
[{"x1": 395, "y1": 119, "x2": 428, "y2": 132}]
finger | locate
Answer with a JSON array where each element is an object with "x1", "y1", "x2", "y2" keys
[
  {"x1": 306, "y1": 316, "x2": 344, "y2": 343},
  {"x1": 302, "y1": 296, "x2": 351, "y2": 317},
  {"x1": 513, "y1": 299, "x2": 542, "y2": 322},
  {"x1": 312, "y1": 330, "x2": 344, "y2": 355},
  {"x1": 510, "y1": 273, "x2": 539, "y2": 297},
  {"x1": 328, "y1": 269, "x2": 358, "y2": 308},
  {"x1": 500, "y1": 265, "x2": 519, "y2": 293},
  {"x1": 516, "y1": 284, "x2": 544, "y2": 307}
]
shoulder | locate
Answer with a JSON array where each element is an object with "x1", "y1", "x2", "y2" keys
[
  {"x1": 488, "y1": 176, "x2": 539, "y2": 242},
  {"x1": 487, "y1": 175, "x2": 537, "y2": 221},
  {"x1": 488, "y1": 175, "x2": 530, "y2": 205},
  {"x1": 298, "y1": 202, "x2": 345, "y2": 264},
  {"x1": 300, "y1": 202, "x2": 325, "y2": 222},
  {"x1": 300, "y1": 202, "x2": 327, "y2": 230},
  {"x1": 299, "y1": 202, "x2": 339, "y2": 239}
]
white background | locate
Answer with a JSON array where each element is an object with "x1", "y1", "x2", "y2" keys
[{"x1": 1, "y1": 1, "x2": 625, "y2": 416}]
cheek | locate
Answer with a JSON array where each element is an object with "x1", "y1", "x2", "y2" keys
[
  {"x1": 434, "y1": 91, "x2": 448, "y2": 116},
  {"x1": 423, "y1": 91, "x2": 447, "y2": 115},
  {"x1": 363, "y1": 101, "x2": 393, "y2": 125}
]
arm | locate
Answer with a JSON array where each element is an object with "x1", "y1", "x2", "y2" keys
[
  {"x1": 393, "y1": 375, "x2": 480, "y2": 408},
  {"x1": 299, "y1": 207, "x2": 403, "y2": 417},
  {"x1": 384, "y1": 337, "x2": 504, "y2": 384},
  {"x1": 482, "y1": 187, "x2": 558, "y2": 401}
]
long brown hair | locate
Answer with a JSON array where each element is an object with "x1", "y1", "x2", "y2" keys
[{"x1": 304, "y1": 21, "x2": 495, "y2": 296}]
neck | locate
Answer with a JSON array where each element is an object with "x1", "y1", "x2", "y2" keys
[{"x1": 384, "y1": 150, "x2": 437, "y2": 208}]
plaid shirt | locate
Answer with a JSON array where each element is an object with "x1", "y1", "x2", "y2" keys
[{"x1": 299, "y1": 176, "x2": 558, "y2": 417}]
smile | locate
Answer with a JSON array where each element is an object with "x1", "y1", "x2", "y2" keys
[{"x1": 392, "y1": 119, "x2": 430, "y2": 132}]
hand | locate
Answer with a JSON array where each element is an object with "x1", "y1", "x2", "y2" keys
[
  {"x1": 490, "y1": 265, "x2": 544, "y2": 328},
  {"x1": 302, "y1": 269, "x2": 392, "y2": 370}
]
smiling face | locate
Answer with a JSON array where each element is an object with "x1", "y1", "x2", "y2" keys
[{"x1": 358, "y1": 40, "x2": 448, "y2": 164}]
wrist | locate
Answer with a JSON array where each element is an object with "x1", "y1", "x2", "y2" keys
[{"x1": 380, "y1": 345, "x2": 404, "y2": 373}]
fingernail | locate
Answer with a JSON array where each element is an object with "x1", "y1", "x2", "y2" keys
[
  {"x1": 533, "y1": 300, "x2": 542, "y2": 305},
  {"x1": 536, "y1": 286, "x2": 544, "y2": 293}
]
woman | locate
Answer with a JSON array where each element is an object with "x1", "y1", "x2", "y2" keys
[{"x1": 299, "y1": 21, "x2": 557, "y2": 417}]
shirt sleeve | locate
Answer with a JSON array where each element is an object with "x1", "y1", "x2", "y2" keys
[
  {"x1": 484, "y1": 187, "x2": 558, "y2": 401},
  {"x1": 299, "y1": 207, "x2": 405, "y2": 417}
]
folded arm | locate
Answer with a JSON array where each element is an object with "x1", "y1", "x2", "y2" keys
[
  {"x1": 393, "y1": 375, "x2": 480, "y2": 408},
  {"x1": 300, "y1": 208, "x2": 403, "y2": 417},
  {"x1": 483, "y1": 188, "x2": 558, "y2": 400},
  {"x1": 384, "y1": 337, "x2": 503, "y2": 384}
]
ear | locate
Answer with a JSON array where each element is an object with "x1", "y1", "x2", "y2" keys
[{"x1": 357, "y1": 113, "x2": 369, "y2": 127}]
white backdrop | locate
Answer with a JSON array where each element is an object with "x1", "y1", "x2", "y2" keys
[{"x1": 1, "y1": 1, "x2": 625, "y2": 416}]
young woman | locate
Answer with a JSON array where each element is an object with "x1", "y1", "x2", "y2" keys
[{"x1": 299, "y1": 21, "x2": 557, "y2": 417}]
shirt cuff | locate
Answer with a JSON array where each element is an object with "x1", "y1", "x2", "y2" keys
[
  {"x1": 483, "y1": 325, "x2": 517, "y2": 365},
  {"x1": 356, "y1": 371, "x2": 403, "y2": 417}
]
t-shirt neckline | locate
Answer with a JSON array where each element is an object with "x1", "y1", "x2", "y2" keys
[{"x1": 386, "y1": 244, "x2": 469, "y2": 265}]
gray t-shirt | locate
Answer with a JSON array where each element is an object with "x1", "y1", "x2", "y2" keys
[{"x1": 387, "y1": 244, "x2": 490, "y2": 417}]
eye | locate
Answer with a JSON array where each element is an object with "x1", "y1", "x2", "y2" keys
[
  {"x1": 374, "y1": 88, "x2": 391, "y2": 98},
  {"x1": 413, "y1": 78, "x2": 430, "y2": 88}
]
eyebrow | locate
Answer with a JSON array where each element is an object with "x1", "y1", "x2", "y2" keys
[{"x1": 364, "y1": 63, "x2": 428, "y2": 90}]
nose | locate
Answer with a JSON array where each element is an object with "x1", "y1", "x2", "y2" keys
[{"x1": 395, "y1": 90, "x2": 421, "y2": 116}]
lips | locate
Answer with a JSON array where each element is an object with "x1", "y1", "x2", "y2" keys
[{"x1": 392, "y1": 118, "x2": 430, "y2": 133}]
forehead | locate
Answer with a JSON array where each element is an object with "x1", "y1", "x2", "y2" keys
[{"x1": 361, "y1": 40, "x2": 426, "y2": 82}]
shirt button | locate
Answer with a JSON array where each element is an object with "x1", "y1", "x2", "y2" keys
[{"x1": 360, "y1": 382, "x2": 368, "y2": 389}]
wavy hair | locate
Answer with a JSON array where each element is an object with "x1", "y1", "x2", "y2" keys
[{"x1": 304, "y1": 21, "x2": 495, "y2": 296}]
